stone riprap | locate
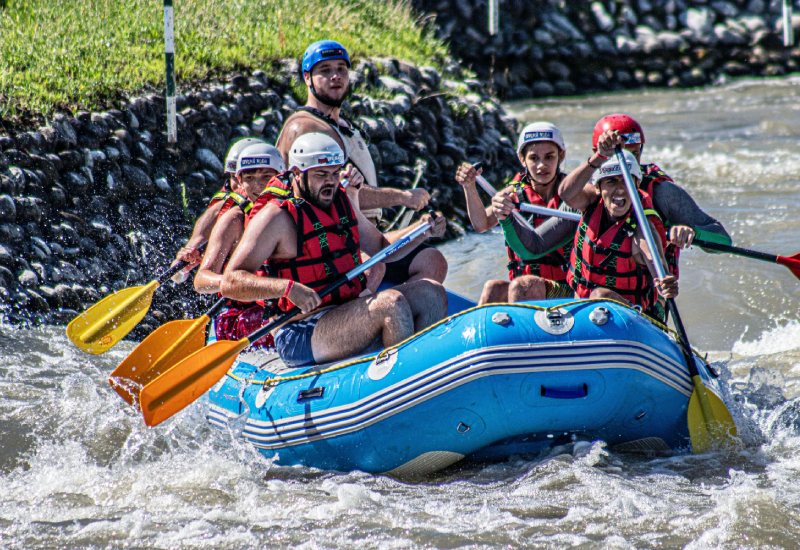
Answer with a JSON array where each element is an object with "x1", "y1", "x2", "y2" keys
[
  {"x1": 412, "y1": 0, "x2": 800, "y2": 97},
  {"x1": 0, "y1": 60, "x2": 519, "y2": 331}
]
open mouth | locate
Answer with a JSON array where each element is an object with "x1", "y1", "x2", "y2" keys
[{"x1": 611, "y1": 196, "x2": 627, "y2": 207}]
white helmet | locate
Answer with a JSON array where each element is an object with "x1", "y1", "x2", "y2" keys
[
  {"x1": 516, "y1": 121, "x2": 566, "y2": 157},
  {"x1": 591, "y1": 149, "x2": 642, "y2": 185},
  {"x1": 289, "y1": 132, "x2": 346, "y2": 172},
  {"x1": 224, "y1": 137, "x2": 265, "y2": 173},
  {"x1": 236, "y1": 143, "x2": 285, "y2": 174}
]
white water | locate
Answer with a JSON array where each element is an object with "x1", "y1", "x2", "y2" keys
[{"x1": 2, "y1": 78, "x2": 800, "y2": 547}]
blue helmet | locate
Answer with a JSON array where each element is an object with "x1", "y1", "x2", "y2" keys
[{"x1": 301, "y1": 40, "x2": 351, "y2": 74}]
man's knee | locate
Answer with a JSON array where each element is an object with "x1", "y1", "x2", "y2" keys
[
  {"x1": 480, "y1": 279, "x2": 509, "y2": 304},
  {"x1": 372, "y1": 288, "x2": 409, "y2": 314},
  {"x1": 509, "y1": 276, "x2": 546, "y2": 302},
  {"x1": 410, "y1": 248, "x2": 448, "y2": 283}
]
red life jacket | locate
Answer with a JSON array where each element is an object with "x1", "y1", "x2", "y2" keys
[
  {"x1": 207, "y1": 180, "x2": 232, "y2": 208},
  {"x1": 216, "y1": 192, "x2": 253, "y2": 218},
  {"x1": 266, "y1": 186, "x2": 366, "y2": 313},
  {"x1": 246, "y1": 172, "x2": 294, "y2": 225},
  {"x1": 567, "y1": 190, "x2": 666, "y2": 310},
  {"x1": 506, "y1": 172, "x2": 571, "y2": 282},
  {"x1": 639, "y1": 163, "x2": 680, "y2": 279}
]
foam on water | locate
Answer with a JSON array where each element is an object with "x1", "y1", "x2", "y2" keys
[{"x1": 733, "y1": 320, "x2": 800, "y2": 357}]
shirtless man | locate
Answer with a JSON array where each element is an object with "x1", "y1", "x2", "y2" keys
[
  {"x1": 276, "y1": 39, "x2": 447, "y2": 284},
  {"x1": 220, "y1": 133, "x2": 447, "y2": 367}
]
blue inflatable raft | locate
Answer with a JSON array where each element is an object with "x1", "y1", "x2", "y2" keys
[{"x1": 205, "y1": 292, "x2": 722, "y2": 476}]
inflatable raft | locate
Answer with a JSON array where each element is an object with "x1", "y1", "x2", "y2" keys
[{"x1": 205, "y1": 293, "x2": 722, "y2": 476}]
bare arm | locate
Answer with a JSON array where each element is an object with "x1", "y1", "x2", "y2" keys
[
  {"x1": 174, "y1": 200, "x2": 224, "y2": 264},
  {"x1": 454, "y1": 162, "x2": 498, "y2": 232},
  {"x1": 193, "y1": 209, "x2": 244, "y2": 294},
  {"x1": 220, "y1": 205, "x2": 297, "y2": 302},
  {"x1": 559, "y1": 130, "x2": 623, "y2": 211},
  {"x1": 358, "y1": 185, "x2": 430, "y2": 211}
]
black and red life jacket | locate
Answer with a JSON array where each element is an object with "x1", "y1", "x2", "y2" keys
[
  {"x1": 246, "y1": 172, "x2": 294, "y2": 225},
  {"x1": 506, "y1": 172, "x2": 571, "y2": 282},
  {"x1": 567, "y1": 190, "x2": 666, "y2": 310},
  {"x1": 216, "y1": 191, "x2": 253, "y2": 218},
  {"x1": 266, "y1": 186, "x2": 366, "y2": 313},
  {"x1": 639, "y1": 163, "x2": 680, "y2": 279}
]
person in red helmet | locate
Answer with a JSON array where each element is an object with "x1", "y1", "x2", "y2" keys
[{"x1": 559, "y1": 114, "x2": 731, "y2": 317}]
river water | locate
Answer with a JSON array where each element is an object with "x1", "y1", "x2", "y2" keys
[{"x1": 2, "y1": 78, "x2": 799, "y2": 548}]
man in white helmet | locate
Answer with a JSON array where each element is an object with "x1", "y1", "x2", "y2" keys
[
  {"x1": 221, "y1": 133, "x2": 447, "y2": 367},
  {"x1": 171, "y1": 137, "x2": 265, "y2": 278},
  {"x1": 455, "y1": 121, "x2": 575, "y2": 304},
  {"x1": 275, "y1": 40, "x2": 448, "y2": 285}
]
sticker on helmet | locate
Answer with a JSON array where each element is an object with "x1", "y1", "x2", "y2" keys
[
  {"x1": 524, "y1": 130, "x2": 555, "y2": 141},
  {"x1": 240, "y1": 156, "x2": 270, "y2": 167},
  {"x1": 622, "y1": 133, "x2": 642, "y2": 144}
]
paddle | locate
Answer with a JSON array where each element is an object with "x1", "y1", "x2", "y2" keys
[
  {"x1": 108, "y1": 296, "x2": 228, "y2": 406},
  {"x1": 517, "y1": 203, "x2": 800, "y2": 280},
  {"x1": 137, "y1": 219, "x2": 435, "y2": 427},
  {"x1": 615, "y1": 146, "x2": 736, "y2": 452},
  {"x1": 385, "y1": 159, "x2": 427, "y2": 231},
  {"x1": 66, "y1": 243, "x2": 206, "y2": 355},
  {"x1": 471, "y1": 163, "x2": 537, "y2": 232}
]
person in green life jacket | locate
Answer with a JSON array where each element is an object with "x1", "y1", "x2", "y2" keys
[{"x1": 455, "y1": 122, "x2": 575, "y2": 304}]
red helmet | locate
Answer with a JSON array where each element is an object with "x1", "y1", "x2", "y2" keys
[{"x1": 592, "y1": 114, "x2": 645, "y2": 150}]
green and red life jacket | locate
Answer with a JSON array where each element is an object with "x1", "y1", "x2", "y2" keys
[
  {"x1": 266, "y1": 185, "x2": 366, "y2": 313},
  {"x1": 506, "y1": 172, "x2": 571, "y2": 282},
  {"x1": 216, "y1": 191, "x2": 253, "y2": 218},
  {"x1": 567, "y1": 190, "x2": 666, "y2": 310}
]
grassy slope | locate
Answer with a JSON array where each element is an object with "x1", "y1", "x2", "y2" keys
[{"x1": 0, "y1": 0, "x2": 447, "y2": 123}]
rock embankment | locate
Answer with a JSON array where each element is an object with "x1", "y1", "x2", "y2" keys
[
  {"x1": 0, "y1": 60, "x2": 519, "y2": 331},
  {"x1": 413, "y1": 0, "x2": 800, "y2": 97}
]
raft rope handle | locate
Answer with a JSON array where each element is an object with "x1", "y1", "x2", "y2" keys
[{"x1": 225, "y1": 298, "x2": 708, "y2": 387}]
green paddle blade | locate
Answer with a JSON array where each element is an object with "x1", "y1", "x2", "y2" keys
[
  {"x1": 109, "y1": 315, "x2": 210, "y2": 406},
  {"x1": 687, "y1": 375, "x2": 737, "y2": 453},
  {"x1": 139, "y1": 337, "x2": 248, "y2": 427},
  {"x1": 66, "y1": 281, "x2": 159, "y2": 355}
]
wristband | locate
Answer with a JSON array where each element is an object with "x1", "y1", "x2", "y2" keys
[
  {"x1": 587, "y1": 156, "x2": 602, "y2": 169},
  {"x1": 282, "y1": 279, "x2": 295, "y2": 300}
]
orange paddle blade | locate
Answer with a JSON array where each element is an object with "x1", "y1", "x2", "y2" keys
[
  {"x1": 777, "y1": 253, "x2": 800, "y2": 279},
  {"x1": 109, "y1": 316, "x2": 210, "y2": 406},
  {"x1": 139, "y1": 338, "x2": 249, "y2": 427}
]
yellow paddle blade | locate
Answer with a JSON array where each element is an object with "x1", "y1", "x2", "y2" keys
[
  {"x1": 109, "y1": 315, "x2": 210, "y2": 407},
  {"x1": 139, "y1": 337, "x2": 249, "y2": 427},
  {"x1": 688, "y1": 375, "x2": 737, "y2": 453},
  {"x1": 66, "y1": 281, "x2": 160, "y2": 354}
]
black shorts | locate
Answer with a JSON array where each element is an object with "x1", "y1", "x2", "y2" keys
[{"x1": 383, "y1": 243, "x2": 432, "y2": 284}]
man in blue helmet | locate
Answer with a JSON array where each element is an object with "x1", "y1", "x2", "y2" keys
[{"x1": 276, "y1": 39, "x2": 447, "y2": 285}]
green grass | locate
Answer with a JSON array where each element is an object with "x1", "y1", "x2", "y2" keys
[{"x1": 0, "y1": 0, "x2": 448, "y2": 124}]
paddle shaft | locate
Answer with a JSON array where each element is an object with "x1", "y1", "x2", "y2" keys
[
  {"x1": 614, "y1": 148, "x2": 700, "y2": 367},
  {"x1": 471, "y1": 169, "x2": 537, "y2": 233},
  {"x1": 692, "y1": 239, "x2": 777, "y2": 263},
  {"x1": 386, "y1": 160, "x2": 426, "y2": 231},
  {"x1": 244, "y1": 220, "x2": 434, "y2": 346}
]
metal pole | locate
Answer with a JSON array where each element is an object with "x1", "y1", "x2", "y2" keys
[
  {"x1": 488, "y1": 0, "x2": 499, "y2": 36},
  {"x1": 164, "y1": 0, "x2": 177, "y2": 143}
]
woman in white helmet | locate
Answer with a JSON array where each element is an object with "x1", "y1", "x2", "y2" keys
[
  {"x1": 455, "y1": 121, "x2": 575, "y2": 304},
  {"x1": 220, "y1": 133, "x2": 447, "y2": 367}
]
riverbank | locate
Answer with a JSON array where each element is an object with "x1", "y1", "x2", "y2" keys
[
  {"x1": 413, "y1": 0, "x2": 800, "y2": 98},
  {"x1": 0, "y1": 60, "x2": 520, "y2": 331}
]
